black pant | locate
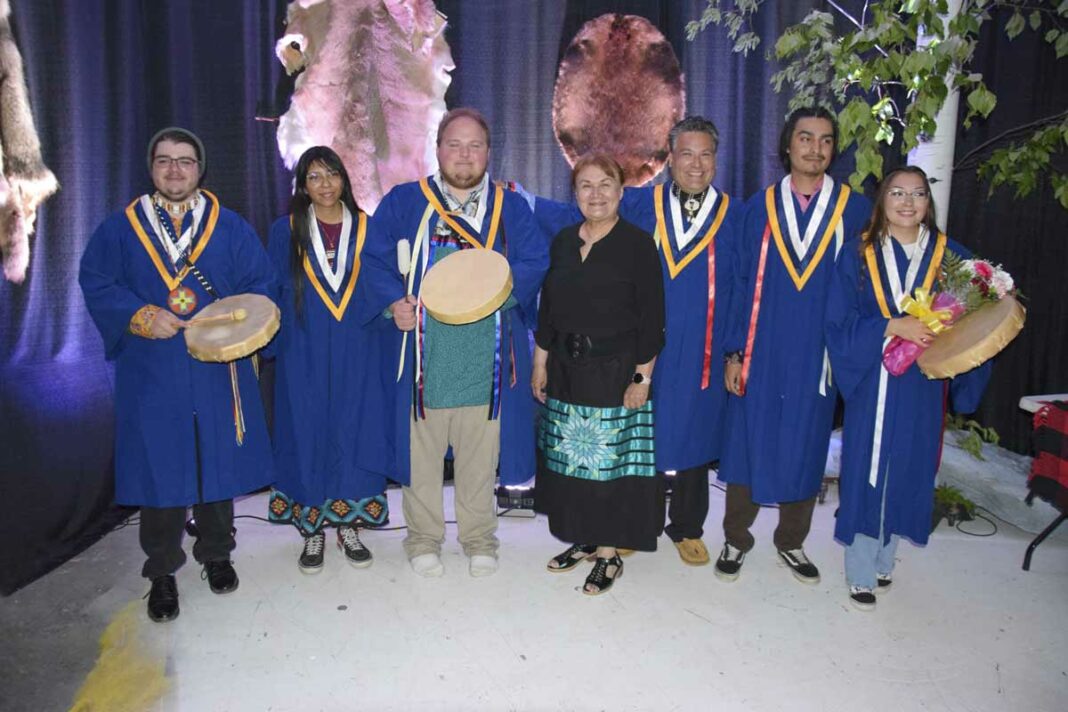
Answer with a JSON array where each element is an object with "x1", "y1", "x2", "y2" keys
[
  {"x1": 662, "y1": 465, "x2": 710, "y2": 542},
  {"x1": 140, "y1": 499, "x2": 235, "y2": 579},
  {"x1": 722, "y1": 483, "x2": 816, "y2": 553}
]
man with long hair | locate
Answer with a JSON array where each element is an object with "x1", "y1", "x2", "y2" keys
[{"x1": 716, "y1": 107, "x2": 871, "y2": 586}]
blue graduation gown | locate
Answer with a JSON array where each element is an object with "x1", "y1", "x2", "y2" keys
[
  {"x1": 79, "y1": 193, "x2": 274, "y2": 507},
  {"x1": 826, "y1": 237, "x2": 991, "y2": 546},
  {"x1": 719, "y1": 180, "x2": 872, "y2": 503},
  {"x1": 358, "y1": 177, "x2": 549, "y2": 486},
  {"x1": 533, "y1": 184, "x2": 741, "y2": 470},
  {"x1": 266, "y1": 215, "x2": 393, "y2": 504}
]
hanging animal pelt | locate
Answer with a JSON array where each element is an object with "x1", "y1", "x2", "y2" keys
[
  {"x1": 552, "y1": 14, "x2": 685, "y2": 186},
  {"x1": 275, "y1": 0, "x2": 453, "y2": 214},
  {"x1": 0, "y1": 0, "x2": 58, "y2": 284}
]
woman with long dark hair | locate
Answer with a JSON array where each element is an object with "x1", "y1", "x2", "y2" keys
[
  {"x1": 826, "y1": 166, "x2": 990, "y2": 610},
  {"x1": 266, "y1": 146, "x2": 393, "y2": 573}
]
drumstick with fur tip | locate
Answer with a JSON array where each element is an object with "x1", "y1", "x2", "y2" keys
[{"x1": 180, "y1": 308, "x2": 249, "y2": 329}]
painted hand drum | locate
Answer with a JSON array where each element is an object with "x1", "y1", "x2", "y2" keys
[
  {"x1": 918, "y1": 295, "x2": 1025, "y2": 379},
  {"x1": 184, "y1": 293, "x2": 280, "y2": 362},
  {"x1": 419, "y1": 248, "x2": 512, "y2": 325}
]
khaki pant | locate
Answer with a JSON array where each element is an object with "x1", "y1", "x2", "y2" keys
[{"x1": 403, "y1": 406, "x2": 500, "y2": 558}]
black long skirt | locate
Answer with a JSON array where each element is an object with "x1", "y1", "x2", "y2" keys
[{"x1": 534, "y1": 344, "x2": 665, "y2": 551}]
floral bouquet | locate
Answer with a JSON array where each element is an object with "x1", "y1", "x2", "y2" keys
[{"x1": 883, "y1": 250, "x2": 1017, "y2": 376}]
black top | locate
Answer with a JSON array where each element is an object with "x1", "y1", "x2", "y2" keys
[{"x1": 535, "y1": 218, "x2": 665, "y2": 364}]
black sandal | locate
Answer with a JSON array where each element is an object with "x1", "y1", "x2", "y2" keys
[
  {"x1": 547, "y1": 544, "x2": 597, "y2": 573},
  {"x1": 582, "y1": 555, "x2": 624, "y2": 595}
]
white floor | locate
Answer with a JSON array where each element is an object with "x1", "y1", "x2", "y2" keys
[{"x1": 2, "y1": 482, "x2": 1067, "y2": 712}]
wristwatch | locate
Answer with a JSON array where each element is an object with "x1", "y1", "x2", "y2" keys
[{"x1": 632, "y1": 373, "x2": 651, "y2": 386}]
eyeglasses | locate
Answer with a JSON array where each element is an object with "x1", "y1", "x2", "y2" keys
[
  {"x1": 307, "y1": 169, "x2": 341, "y2": 185},
  {"x1": 154, "y1": 155, "x2": 199, "y2": 170},
  {"x1": 887, "y1": 188, "x2": 929, "y2": 201}
]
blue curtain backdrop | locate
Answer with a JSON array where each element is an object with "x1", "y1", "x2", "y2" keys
[
  {"x1": 0, "y1": 0, "x2": 293, "y2": 594},
  {"x1": 1, "y1": 0, "x2": 1063, "y2": 593}
]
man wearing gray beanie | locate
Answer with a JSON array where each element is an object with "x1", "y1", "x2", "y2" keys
[{"x1": 79, "y1": 127, "x2": 275, "y2": 622}]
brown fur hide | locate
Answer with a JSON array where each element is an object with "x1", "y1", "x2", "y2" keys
[
  {"x1": 0, "y1": 0, "x2": 58, "y2": 284},
  {"x1": 552, "y1": 14, "x2": 685, "y2": 186},
  {"x1": 275, "y1": 0, "x2": 453, "y2": 214}
]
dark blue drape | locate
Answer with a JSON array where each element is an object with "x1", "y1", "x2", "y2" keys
[
  {"x1": 0, "y1": 0, "x2": 291, "y2": 594},
  {"x1": 1, "y1": 0, "x2": 1062, "y2": 593}
]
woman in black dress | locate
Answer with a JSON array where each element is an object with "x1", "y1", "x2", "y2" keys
[{"x1": 532, "y1": 154, "x2": 666, "y2": 595}]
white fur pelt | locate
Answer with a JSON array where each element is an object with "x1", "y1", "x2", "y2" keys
[
  {"x1": 552, "y1": 14, "x2": 685, "y2": 187},
  {"x1": 0, "y1": 0, "x2": 59, "y2": 284},
  {"x1": 276, "y1": 0, "x2": 453, "y2": 214}
]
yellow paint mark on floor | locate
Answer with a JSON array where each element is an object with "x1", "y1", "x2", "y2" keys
[{"x1": 68, "y1": 601, "x2": 169, "y2": 712}]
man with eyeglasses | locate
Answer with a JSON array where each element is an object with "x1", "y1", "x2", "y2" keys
[
  {"x1": 359, "y1": 108, "x2": 548, "y2": 578},
  {"x1": 79, "y1": 127, "x2": 275, "y2": 622},
  {"x1": 715, "y1": 106, "x2": 871, "y2": 586}
]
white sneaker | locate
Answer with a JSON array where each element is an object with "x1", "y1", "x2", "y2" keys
[
  {"x1": 410, "y1": 553, "x2": 444, "y2": 577},
  {"x1": 469, "y1": 554, "x2": 498, "y2": 578}
]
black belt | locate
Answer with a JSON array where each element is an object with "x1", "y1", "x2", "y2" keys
[{"x1": 558, "y1": 331, "x2": 634, "y2": 360}]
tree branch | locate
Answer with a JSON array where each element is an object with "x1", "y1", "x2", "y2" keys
[
  {"x1": 953, "y1": 109, "x2": 1068, "y2": 169},
  {"x1": 826, "y1": 0, "x2": 890, "y2": 57}
]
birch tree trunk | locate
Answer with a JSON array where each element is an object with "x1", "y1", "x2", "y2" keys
[{"x1": 907, "y1": 0, "x2": 963, "y2": 231}]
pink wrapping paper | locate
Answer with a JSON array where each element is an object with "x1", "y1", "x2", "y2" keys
[{"x1": 882, "y1": 292, "x2": 965, "y2": 376}]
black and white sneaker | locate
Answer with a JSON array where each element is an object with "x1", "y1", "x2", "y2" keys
[
  {"x1": 777, "y1": 548, "x2": 820, "y2": 584},
  {"x1": 337, "y1": 525, "x2": 373, "y2": 568},
  {"x1": 876, "y1": 572, "x2": 893, "y2": 592},
  {"x1": 714, "y1": 543, "x2": 745, "y2": 582},
  {"x1": 299, "y1": 531, "x2": 325, "y2": 574},
  {"x1": 849, "y1": 585, "x2": 877, "y2": 611}
]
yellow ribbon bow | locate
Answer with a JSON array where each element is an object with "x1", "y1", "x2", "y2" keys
[{"x1": 900, "y1": 287, "x2": 954, "y2": 334}]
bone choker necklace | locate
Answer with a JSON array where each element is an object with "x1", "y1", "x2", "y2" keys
[
  {"x1": 152, "y1": 192, "x2": 200, "y2": 217},
  {"x1": 671, "y1": 183, "x2": 708, "y2": 222}
]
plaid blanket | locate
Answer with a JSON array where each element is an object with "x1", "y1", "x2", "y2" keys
[{"x1": 1029, "y1": 401, "x2": 1068, "y2": 510}]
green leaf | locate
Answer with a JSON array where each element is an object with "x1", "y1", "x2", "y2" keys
[
  {"x1": 733, "y1": 32, "x2": 761, "y2": 55},
  {"x1": 1057, "y1": 32, "x2": 1068, "y2": 59},
  {"x1": 1029, "y1": 10, "x2": 1042, "y2": 32},
  {"x1": 1054, "y1": 174, "x2": 1068, "y2": 211},
  {"x1": 774, "y1": 30, "x2": 806, "y2": 58},
  {"x1": 838, "y1": 98, "x2": 871, "y2": 141},
  {"x1": 1006, "y1": 11, "x2": 1025, "y2": 39},
  {"x1": 966, "y1": 85, "x2": 997, "y2": 118},
  {"x1": 855, "y1": 140, "x2": 884, "y2": 183}
]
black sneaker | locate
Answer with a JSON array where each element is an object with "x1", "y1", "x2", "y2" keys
[
  {"x1": 777, "y1": 548, "x2": 820, "y2": 584},
  {"x1": 876, "y1": 573, "x2": 893, "y2": 592},
  {"x1": 201, "y1": 560, "x2": 239, "y2": 594},
  {"x1": 714, "y1": 543, "x2": 745, "y2": 582},
  {"x1": 337, "y1": 525, "x2": 373, "y2": 568},
  {"x1": 299, "y1": 531, "x2": 326, "y2": 574},
  {"x1": 145, "y1": 574, "x2": 179, "y2": 622},
  {"x1": 849, "y1": 585, "x2": 877, "y2": 611}
]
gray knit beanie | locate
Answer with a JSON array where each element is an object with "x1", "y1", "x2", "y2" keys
[{"x1": 147, "y1": 126, "x2": 206, "y2": 177}]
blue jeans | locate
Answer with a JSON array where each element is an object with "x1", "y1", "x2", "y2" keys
[{"x1": 844, "y1": 533, "x2": 899, "y2": 589}]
